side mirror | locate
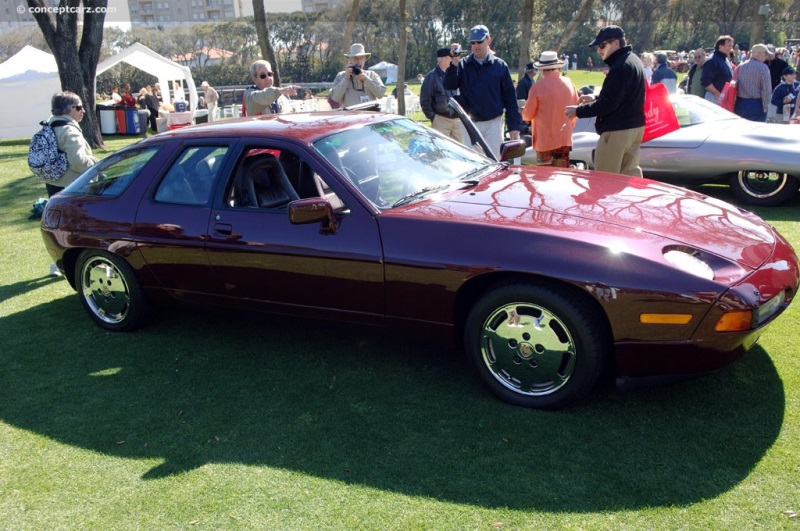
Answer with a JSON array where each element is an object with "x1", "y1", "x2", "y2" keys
[
  {"x1": 289, "y1": 197, "x2": 338, "y2": 235},
  {"x1": 499, "y1": 139, "x2": 527, "y2": 162}
]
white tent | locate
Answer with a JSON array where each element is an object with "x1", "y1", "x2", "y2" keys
[
  {"x1": 368, "y1": 61, "x2": 398, "y2": 85},
  {"x1": 96, "y1": 42, "x2": 198, "y2": 113},
  {"x1": 0, "y1": 46, "x2": 61, "y2": 140}
]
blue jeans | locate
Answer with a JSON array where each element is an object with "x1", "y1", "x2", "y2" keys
[{"x1": 734, "y1": 98, "x2": 766, "y2": 122}]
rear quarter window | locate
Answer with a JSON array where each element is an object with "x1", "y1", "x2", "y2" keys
[{"x1": 64, "y1": 146, "x2": 162, "y2": 197}]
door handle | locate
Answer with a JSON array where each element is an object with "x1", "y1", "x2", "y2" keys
[{"x1": 214, "y1": 223, "x2": 232, "y2": 235}]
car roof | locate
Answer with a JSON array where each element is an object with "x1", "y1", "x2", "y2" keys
[{"x1": 147, "y1": 111, "x2": 396, "y2": 145}]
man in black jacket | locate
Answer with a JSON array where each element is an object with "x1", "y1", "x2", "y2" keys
[
  {"x1": 420, "y1": 47, "x2": 464, "y2": 143},
  {"x1": 565, "y1": 25, "x2": 646, "y2": 177}
]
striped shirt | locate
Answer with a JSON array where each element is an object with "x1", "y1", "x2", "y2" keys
[{"x1": 735, "y1": 59, "x2": 771, "y2": 111}]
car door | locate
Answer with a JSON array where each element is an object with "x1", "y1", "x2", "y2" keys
[
  {"x1": 204, "y1": 141, "x2": 385, "y2": 324},
  {"x1": 134, "y1": 142, "x2": 231, "y2": 297}
]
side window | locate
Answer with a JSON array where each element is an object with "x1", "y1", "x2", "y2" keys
[
  {"x1": 154, "y1": 146, "x2": 228, "y2": 205},
  {"x1": 65, "y1": 146, "x2": 161, "y2": 197}
]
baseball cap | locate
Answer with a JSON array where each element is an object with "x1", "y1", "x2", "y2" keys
[
  {"x1": 588, "y1": 25, "x2": 625, "y2": 47},
  {"x1": 783, "y1": 66, "x2": 796, "y2": 75},
  {"x1": 524, "y1": 62, "x2": 536, "y2": 72},
  {"x1": 468, "y1": 25, "x2": 490, "y2": 43}
]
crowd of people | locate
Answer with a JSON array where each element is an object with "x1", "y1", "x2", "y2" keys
[{"x1": 637, "y1": 38, "x2": 799, "y2": 122}]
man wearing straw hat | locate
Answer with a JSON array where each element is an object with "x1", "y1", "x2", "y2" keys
[
  {"x1": 521, "y1": 51, "x2": 579, "y2": 167},
  {"x1": 330, "y1": 43, "x2": 386, "y2": 108}
]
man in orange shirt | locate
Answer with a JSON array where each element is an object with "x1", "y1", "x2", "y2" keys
[{"x1": 521, "y1": 51, "x2": 579, "y2": 167}]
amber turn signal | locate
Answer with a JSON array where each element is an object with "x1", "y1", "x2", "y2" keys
[
  {"x1": 640, "y1": 314, "x2": 693, "y2": 324},
  {"x1": 715, "y1": 310, "x2": 752, "y2": 332}
]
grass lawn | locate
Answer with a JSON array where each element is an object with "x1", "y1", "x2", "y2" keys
[{"x1": 1, "y1": 124, "x2": 799, "y2": 529}]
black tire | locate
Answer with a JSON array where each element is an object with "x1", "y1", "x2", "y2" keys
[
  {"x1": 730, "y1": 171, "x2": 799, "y2": 206},
  {"x1": 464, "y1": 282, "x2": 609, "y2": 409},
  {"x1": 75, "y1": 250, "x2": 148, "y2": 332}
]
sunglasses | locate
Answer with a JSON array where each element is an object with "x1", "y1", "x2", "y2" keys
[
  {"x1": 258, "y1": 72, "x2": 273, "y2": 79},
  {"x1": 597, "y1": 40, "x2": 615, "y2": 50},
  {"x1": 73, "y1": 105, "x2": 84, "y2": 111},
  {"x1": 469, "y1": 40, "x2": 485, "y2": 46}
]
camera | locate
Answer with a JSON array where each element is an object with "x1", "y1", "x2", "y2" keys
[
  {"x1": 452, "y1": 45, "x2": 468, "y2": 57},
  {"x1": 349, "y1": 65, "x2": 362, "y2": 76}
]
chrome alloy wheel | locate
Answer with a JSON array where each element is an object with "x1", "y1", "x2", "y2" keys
[
  {"x1": 80, "y1": 255, "x2": 132, "y2": 325},
  {"x1": 737, "y1": 171, "x2": 789, "y2": 199},
  {"x1": 479, "y1": 302, "x2": 576, "y2": 396}
]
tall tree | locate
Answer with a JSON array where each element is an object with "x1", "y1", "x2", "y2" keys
[
  {"x1": 343, "y1": 0, "x2": 361, "y2": 53},
  {"x1": 397, "y1": 0, "x2": 408, "y2": 116},
  {"x1": 550, "y1": 0, "x2": 595, "y2": 51},
  {"x1": 253, "y1": 0, "x2": 281, "y2": 85},
  {"x1": 27, "y1": 0, "x2": 107, "y2": 148},
  {"x1": 518, "y1": 0, "x2": 534, "y2": 78}
]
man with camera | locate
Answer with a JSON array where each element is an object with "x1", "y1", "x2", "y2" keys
[
  {"x1": 420, "y1": 45, "x2": 466, "y2": 143},
  {"x1": 330, "y1": 43, "x2": 386, "y2": 108},
  {"x1": 443, "y1": 25, "x2": 522, "y2": 158}
]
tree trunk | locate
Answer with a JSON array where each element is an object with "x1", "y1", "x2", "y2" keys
[
  {"x1": 550, "y1": 0, "x2": 595, "y2": 51},
  {"x1": 397, "y1": 0, "x2": 407, "y2": 116},
  {"x1": 518, "y1": 0, "x2": 534, "y2": 79},
  {"x1": 28, "y1": 0, "x2": 107, "y2": 149},
  {"x1": 343, "y1": 0, "x2": 361, "y2": 54},
  {"x1": 253, "y1": 0, "x2": 281, "y2": 85}
]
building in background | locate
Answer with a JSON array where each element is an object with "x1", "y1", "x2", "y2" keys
[
  {"x1": 301, "y1": 0, "x2": 343, "y2": 12},
  {"x1": 127, "y1": 0, "x2": 252, "y2": 27}
]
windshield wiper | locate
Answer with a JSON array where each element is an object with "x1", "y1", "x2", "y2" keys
[
  {"x1": 392, "y1": 183, "x2": 451, "y2": 208},
  {"x1": 458, "y1": 162, "x2": 502, "y2": 182}
]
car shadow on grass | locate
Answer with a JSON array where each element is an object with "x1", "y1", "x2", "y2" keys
[{"x1": 0, "y1": 296, "x2": 785, "y2": 512}]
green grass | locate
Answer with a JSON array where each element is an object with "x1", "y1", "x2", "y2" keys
[{"x1": 1, "y1": 130, "x2": 800, "y2": 529}]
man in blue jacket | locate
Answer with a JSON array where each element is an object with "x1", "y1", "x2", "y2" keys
[
  {"x1": 565, "y1": 25, "x2": 646, "y2": 177},
  {"x1": 444, "y1": 24, "x2": 522, "y2": 158},
  {"x1": 701, "y1": 35, "x2": 734, "y2": 104}
]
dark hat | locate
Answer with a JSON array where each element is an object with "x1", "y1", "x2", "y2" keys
[
  {"x1": 588, "y1": 25, "x2": 625, "y2": 47},
  {"x1": 468, "y1": 25, "x2": 490, "y2": 43},
  {"x1": 524, "y1": 62, "x2": 536, "y2": 72},
  {"x1": 783, "y1": 66, "x2": 797, "y2": 75},
  {"x1": 437, "y1": 48, "x2": 454, "y2": 58}
]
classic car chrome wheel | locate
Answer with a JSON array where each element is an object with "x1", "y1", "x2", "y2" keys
[
  {"x1": 75, "y1": 250, "x2": 147, "y2": 331},
  {"x1": 465, "y1": 282, "x2": 608, "y2": 409},
  {"x1": 731, "y1": 171, "x2": 799, "y2": 207}
]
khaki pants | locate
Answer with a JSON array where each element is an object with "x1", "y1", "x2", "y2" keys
[
  {"x1": 594, "y1": 126, "x2": 644, "y2": 177},
  {"x1": 472, "y1": 115, "x2": 504, "y2": 159},
  {"x1": 431, "y1": 115, "x2": 465, "y2": 144}
]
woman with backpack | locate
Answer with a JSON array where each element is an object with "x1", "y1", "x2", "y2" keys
[{"x1": 45, "y1": 91, "x2": 98, "y2": 196}]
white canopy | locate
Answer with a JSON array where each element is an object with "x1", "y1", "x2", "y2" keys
[
  {"x1": 368, "y1": 61, "x2": 398, "y2": 84},
  {"x1": 97, "y1": 42, "x2": 198, "y2": 112},
  {"x1": 0, "y1": 46, "x2": 61, "y2": 140}
]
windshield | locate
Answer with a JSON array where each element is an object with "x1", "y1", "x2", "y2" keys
[
  {"x1": 672, "y1": 95, "x2": 739, "y2": 127},
  {"x1": 313, "y1": 118, "x2": 493, "y2": 209}
]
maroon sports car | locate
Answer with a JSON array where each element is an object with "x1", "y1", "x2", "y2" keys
[{"x1": 41, "y1": 110, "x2": 799, "y2": 409}]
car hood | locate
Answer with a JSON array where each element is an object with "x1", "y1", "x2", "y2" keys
[{"x1": 408, "y1": 166, "x2": 775, "y2": 270}]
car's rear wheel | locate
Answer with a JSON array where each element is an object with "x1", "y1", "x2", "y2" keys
[
  {"x1": 464, "y1": 282, "x2": 608, "y2": 409},
  {"x1": 730, "y1": 171, "x2": 799, "y2": 206},
  {"x1": 75, "y1": 250, "x2": 147, "y2": 332}
]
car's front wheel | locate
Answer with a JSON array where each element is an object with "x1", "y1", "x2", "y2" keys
[
  {"x1": 464, "y1": 282, "x2": 609, "y2": 409},
  {"x1": 75, "y1": 250, "x2": 148, "y2": 332},
  {"x1": 730, "y1": 171, "x2": 799, "y2": 206}
]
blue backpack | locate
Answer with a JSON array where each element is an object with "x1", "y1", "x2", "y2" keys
[{"x1": 28, "y1": 120, "x2": 69, "y2": 182}]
